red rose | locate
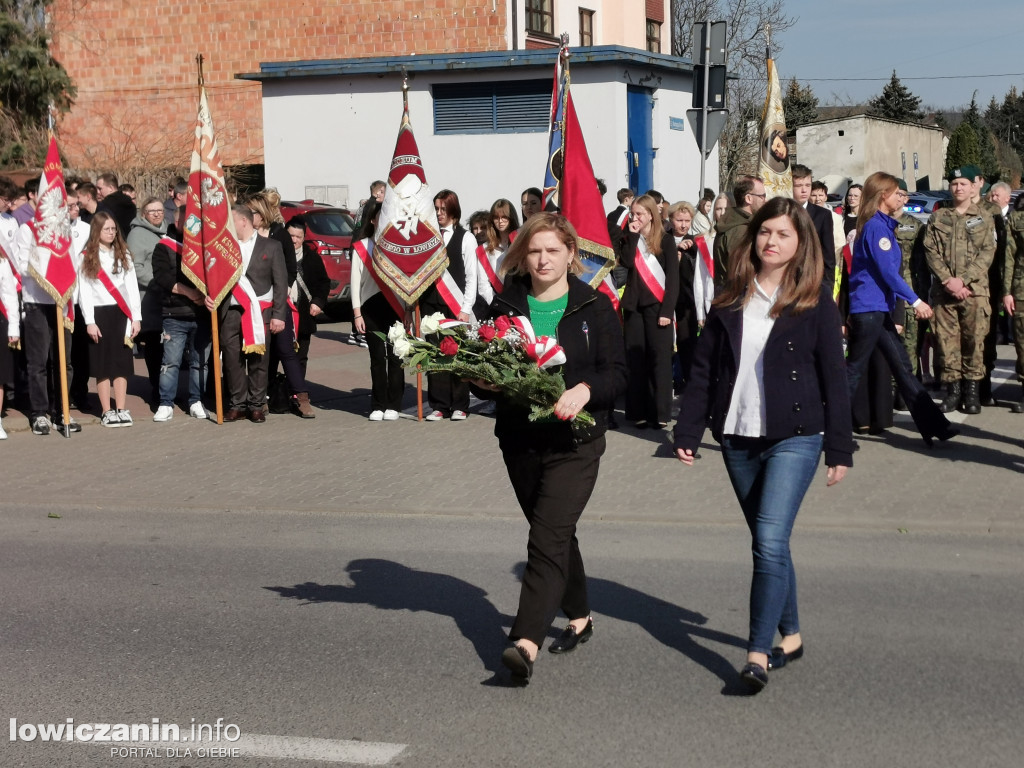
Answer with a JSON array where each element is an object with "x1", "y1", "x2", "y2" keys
[
  {"x1": 439, "y1": 336, "x2": 460, "y2": 356},
  {"x1": 495, "y1": 316, "x2": 512, "y2": 334},
  {"x1": 478, "y1": 324, "x2": 497, "y2": 343}
]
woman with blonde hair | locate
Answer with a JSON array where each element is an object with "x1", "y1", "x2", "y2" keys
[
  {"x1": 675, "y1": 197, "x2": 853, "y2": 692},
  {"x1": 668, "y1": 201, "x2": 700, "y2": 386},
  {"x1": 79, "y1": 212, "x2": 142, "y2": 427},
  {"x1": 845, "y1": 171, "x2": 956, "y2": 446},
  {"x1": 475, "y1": 212, "x2": 626, "y2": 682},
  {"x1": 617, "y1": 193, "x2": 678, "y2": 427}
]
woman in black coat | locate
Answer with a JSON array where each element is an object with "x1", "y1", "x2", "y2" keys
[
  {"x1": 617, "y1": 193, "x2": 679, "y2": 427},
  {"x1": 674, "y1": 197, "x2": 853, "y2": 693},
  {"x1": 474, "y1": 212, "x2": 626, "y2": 683}
]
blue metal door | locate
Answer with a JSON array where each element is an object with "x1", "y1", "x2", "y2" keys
[{"x1": 627, "y1": 86, "x2": 654, "y2": 193}]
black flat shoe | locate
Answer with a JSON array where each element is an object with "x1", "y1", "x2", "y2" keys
[
  {"x1": 548, "y1": 619, "x2": 593, "y2": 654},
  {"x1": 767, "y1": 644, "x2": 804, "y2": 670},
  {"x1": 501, "y1": 645, "x2": 534, "y2": 681},
  {"x1": 740, "y1": 662, "x2": 768, "y2": 692}
]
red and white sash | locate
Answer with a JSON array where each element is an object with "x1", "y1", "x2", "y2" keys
[
  {"x1": 435, "y1": 270, "x2": 475, "y2": 322},
  {"x1": 599, "y1": 274, "x2": 620, "y2": 312},
  {"x1": 476, "y1": 245, "x2": 503, "y2": 296},
  {"x1": 615, "y1": 207, "x2": 629, "y2": 231},
  {"x1": 693, "y1": 234, "x2": 715, "y2": 322},
  {"x1": 95, "y1": 268, "x2": 135, "y2": 347},
  {"x1": 230, "y1": 277, "x2": 269, "y2": 355},
  {"x1": 633, "y1": 238, "x2": 666, "y2": 303},
  {"x1": 159, "y1": 235, "x2": 183, "y2": 254},
  {"x1": 352, "y1": 239, "x2": 404, "y2": 319}
]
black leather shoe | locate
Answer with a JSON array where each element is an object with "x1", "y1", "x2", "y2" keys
[
  {"x1": 740, "y1": 662, "x2": 768, "y2": 692},
  {"x1": 767, "y1": 644, "x2": 804, "y2": 670},
  {"x1": 501, "y1": 645, "x2": 533, "y2": 681},
  {"x1": 548, "y1": 619, "x2": 593, "y2": 654},
  {"x1": 223, "y1": 408, "x2": 246, "y2": 422}
]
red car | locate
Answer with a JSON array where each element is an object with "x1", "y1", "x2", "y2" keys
[{"x1": 280, "y1": 201, "x2": 357, "y2": 304}]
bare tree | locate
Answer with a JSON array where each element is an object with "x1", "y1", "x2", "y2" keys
[{"x1": 671, "y1": 0, "x2": 795, "y2": 187}]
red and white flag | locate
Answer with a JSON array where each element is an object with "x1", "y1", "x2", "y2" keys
[
  {"x1": 374, "y1": 96, "x2": 448, "y2": 306},
  {"x1": 28, "y1": 136, "x2": 77, "y2": 326},
  {"x1": 182, "y1": 85, "x2": 242, "y2": 310}
]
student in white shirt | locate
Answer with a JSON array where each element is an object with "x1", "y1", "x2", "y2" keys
[
  {"x1": 0, "y1": 252, "x2": 19, "y2": 439},
  {"x1": 78, "y1": 212, "x2": 141, "y2": 427}
]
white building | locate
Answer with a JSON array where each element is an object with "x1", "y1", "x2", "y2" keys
[
  {"x1": 796, "y1": 114, "x2": 947, "y2": 192},
  {"x1": 238, "y1": 46, "x2": 719, "y2": 217}
]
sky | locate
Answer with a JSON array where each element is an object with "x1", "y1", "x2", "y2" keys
[{"x1": 770, "y1": 0, "x2": 1024, "y2": 110}]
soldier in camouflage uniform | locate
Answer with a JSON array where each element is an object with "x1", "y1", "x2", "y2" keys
[
  {"x1": 1002, "y1": 198, "x2": 1024, "y2": 412},
  {"x1": 894, "y1": 180, "x2": 929, "y2": 379},
  {"x1": 923, "y1": 167, "x2": 997, "y2": 414},
  {"x1": 978, "y1": 183, "x2": 1009, "y2": 405}
]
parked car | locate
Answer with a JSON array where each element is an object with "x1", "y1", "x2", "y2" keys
[
  {"x1": 280, "y1": 201, "x2": 357, "y2": 305},
  {"x1": 904, "y1": 196, "x2": 943, "y2": 222}
]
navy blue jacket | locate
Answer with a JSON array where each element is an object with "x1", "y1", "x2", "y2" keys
[{"x1": 673, "y1": 285, "x2": 854, "y2": 468}]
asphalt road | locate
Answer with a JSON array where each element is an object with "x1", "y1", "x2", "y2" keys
[{"x1": 2, "y1": 505, "x2": 1021, "y2": 768}]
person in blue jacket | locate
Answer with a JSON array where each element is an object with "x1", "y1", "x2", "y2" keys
[{"x1": 845, "y1": 171, "x2": 957, "y2": 447}]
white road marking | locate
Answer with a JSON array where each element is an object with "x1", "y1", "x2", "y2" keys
[{"x1": 89, "y1": 733, "x2": 407, "y2": 764}]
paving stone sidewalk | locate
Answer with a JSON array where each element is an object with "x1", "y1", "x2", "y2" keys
[{"x1": 3, "y1": 323, "x2": 1022, "y2": 534}]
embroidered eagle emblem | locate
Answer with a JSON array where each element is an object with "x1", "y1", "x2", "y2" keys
[
  {"x1": 201, "y1": 177, "x2": 224, "y2": 208},
  {"x1": 35, "y1": 185, "x2": 71, "y2": 250}
]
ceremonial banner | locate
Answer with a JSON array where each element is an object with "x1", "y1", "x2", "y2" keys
[
  {"x1": 27, "y1": 136, "x2": 76, "y2": 322},
  {"x1": 542, "y1": 42, "x2": 567, "y2": 210},
  {"x1": 182, "y1": 85, "x2": 242, "y2": 308},
  {"x1": 374, "y1": 99, "x2": 448, "y2": 306},
  {"x1": 758, "y1": 58, "x2": 792, "y2": 199},
  {"x1": 553, "y1": 48, "x2": 617, "y2": 308}
]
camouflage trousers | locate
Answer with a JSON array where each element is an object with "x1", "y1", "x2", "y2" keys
[
  {"x1": 932, "y1": 295, "x2": 990, "y2": 382},
  {"x1": 1014, "y1": 310, "x2": 1024, "y2": 381},
  {"x1": 902, "y1": 308, "x2": 920, "y2": 376}
]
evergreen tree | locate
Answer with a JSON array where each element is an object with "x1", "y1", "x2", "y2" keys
[
  {"x1": 783, "y1": 77, "x2": 819, "y2": 131},
  {"x1": 868, "y1": 71, "x2": 923, "y2": 122},
  {"x1": 945, "y1": 121, "x2": 980, "y2": 179},
  {"x1": 962, "y1": 95, "x2": 1000, "y2": 181}
]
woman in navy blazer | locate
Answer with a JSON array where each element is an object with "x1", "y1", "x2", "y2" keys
[{"x1": 674, "y1": 197, "x2": 854, "y2": 693}]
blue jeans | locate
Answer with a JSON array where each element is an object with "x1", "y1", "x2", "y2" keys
[
  {"x1": 846, "y1": 311, "x2": 950, "y2": 439},
  {"x1": 721, "y1": 434, "x2": 823, "y2": 655},
  {"x1": 158, "y1": 316, "x2": 211, "y2": 407}
]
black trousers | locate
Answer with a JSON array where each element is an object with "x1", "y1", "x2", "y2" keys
[
  {"x1": 362, "y1": 292, "x2": 404, "y2": 412},
  {"x1": 23, "y1": 302, "x2": 73, "y2": 419},
  {"x1": 419, "y1": 289, "x2": 468, "y2": 414},
  {"x1": 137, "y1": 329, "x2": 163, "y2": 402},
  {"x1": 70, "y1": 304, "x2": 91, "y2": 403},
  {"x1": 502, "y1": 436, "x2": 605, "y2": 647},
  {"x1": 220, "y1": 306, "x2": 272, "y2": 410},
  {"x1": 674, "y1": 307, "x2": 699, "y2": 385},
  {"x1": 268, "y1": 310, "x2": 306, "y2": 395},
  {"x1": 624, "y1": 304, "x2": 674, "y2": 423}
]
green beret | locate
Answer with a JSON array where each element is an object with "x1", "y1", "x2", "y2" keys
[{"x1": 948, "y1": 165, "x2": 981, "y2": 182}]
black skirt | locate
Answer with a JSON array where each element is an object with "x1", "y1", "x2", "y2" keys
[
  {"x1": 89, "y1": 304, "x2": 134, "y2": 380},
  {"x1": 0, "y1": 315, "x2": 12, "y2": 384}
]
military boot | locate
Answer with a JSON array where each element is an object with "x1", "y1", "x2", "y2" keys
[
  {"x1": 960, "y1": 379, "x2": 982, "y2": 415},
  {"x1": 939, "y1": 380, "x2": 962, "y2": 413},
  {"x1": 1010, "y1": 384, "x2": 1024, "y2": 414},
  {"x1": 979, "y1": 376, "x2": 995, "y2": 406}
]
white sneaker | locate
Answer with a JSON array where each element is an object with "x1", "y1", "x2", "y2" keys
[
  {"x1": 153, "y1": 405, "x2": 174, "y2": 422},
  {"x1": 451, "y1": 410, "x2": 468, "y2": 421},
  {"x1": 382, "y1": 409, "x2": 399, "y2": 421},
  {"x1": 369, "y1": 409, "x2": 384, "y2": 421},
  {"x1": 117, "y1": 409, "x2": 134, "y2": 427},
  {"x1": 189, "y1": 401, "x2": 208, "y2": 419},
  {"x1": 425, "y1": 409, "x2": 444, "y2": 421},
  {"x1": 101, "y1": 410, "x2": 120, "y2": 427},
  {"x1": 0, "y1": 421, "x2": 6, "y2": 440}
]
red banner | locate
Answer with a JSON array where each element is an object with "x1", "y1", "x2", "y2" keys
[
  {"x1": 182, "y1": 86, "x2": 242, "y2": 308},
  {"x1": 27, "y1": 136, "x2": 77, "y2": 316}
]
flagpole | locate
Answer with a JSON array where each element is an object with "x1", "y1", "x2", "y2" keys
[
  {"x1": 194, "y1": 54, "x2": 225, "y2": 426},
  {"x1": 401, "y1": 67, "x2": 424, "y2": 422},
  {"x1": 558, "y1": 34, "x2": 569, "y2": 209},
  {"x1": 47, "y1": 109, "x2": 72, "y2": 438}
]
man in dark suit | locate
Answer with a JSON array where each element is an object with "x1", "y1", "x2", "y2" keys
[
  {"x1": 217, "y1": 204, "x2": 288, "y2": 423},
  {"x1": 792, "y1": 164, "x2": 836, "y2": 294}
]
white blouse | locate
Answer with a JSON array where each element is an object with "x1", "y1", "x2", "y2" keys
[
  {"x1": 723, "y1": 280, "x2": 777, "y2": 438},
  {"x1": 79, "y1": 246, "x2": 142, "y2": 325}
]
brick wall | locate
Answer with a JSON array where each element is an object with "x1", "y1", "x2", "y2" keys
[{"x1": 49, "y1": 1, "x2": 508, "y2": 173}]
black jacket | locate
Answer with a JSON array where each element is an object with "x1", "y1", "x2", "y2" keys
[
  {"x1": 484, "y1": 274, "x2": 627, "y2": 451},
  {"x1": 673, "y1": 285, "x2": 854, "y2": 468},
  {"x1": 152, "y1": 240, "x2": 208, "y2": 320},
  {"x1": 617, "y1": 230, "x2": 679, "y2": 315},
  {"x1": 97, "y1": 191, "x2": 137, "y2": 240},
  {"x1": 806, "y1": 202, "x2": 837, "y2": 294},
  {"x1": 295, "y1": 243, "x2": 330, "y2": 338}
]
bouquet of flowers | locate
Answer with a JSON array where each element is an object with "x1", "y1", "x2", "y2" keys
[{"x1": 384, "y1": 312, "x2": 595, "y2": 426}]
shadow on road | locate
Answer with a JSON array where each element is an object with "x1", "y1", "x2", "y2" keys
[{"x1": 264, "y1": 558, "x2": 511, "y2": 676}]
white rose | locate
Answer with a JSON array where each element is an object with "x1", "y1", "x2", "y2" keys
[
  {"x1": 420, "y1": 312, "x2": 446, "y2": 335},
  {"x1": 387, "y1": 322, "x2": 406, "y2": 345},
  {"x1": 392, "y1": 335, "x2": 413, "y2": 360}
]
